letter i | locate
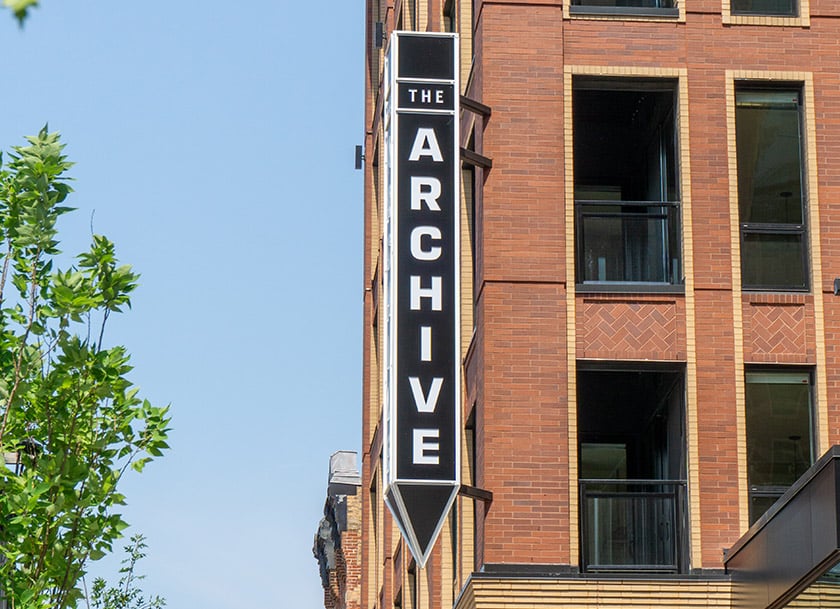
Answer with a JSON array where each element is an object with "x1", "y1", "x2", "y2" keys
[{"x1": 420, "y1": 326, "x2": 432, "y2": 362}]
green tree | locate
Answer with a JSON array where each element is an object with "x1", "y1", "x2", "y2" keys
[
  {"x1": 0, "y1": 128, "x2": 171, "y2": 609},
  {"x1": 3, "y1": 0, "x2": 38, "y2": 25},
  {"x1": 88, "y1": 534, "x2": 165, "y2": 609}
]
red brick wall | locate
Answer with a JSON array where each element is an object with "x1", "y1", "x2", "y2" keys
[
  {"x1": 466, "y1": 0, "x2": 840, "y2": 573},
  {"x1": 479, "y1": 281, "x2": 569, "y2": 564}
]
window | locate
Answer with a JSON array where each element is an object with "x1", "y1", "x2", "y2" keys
[
  {"x1": 407, "y1": 564, "x2": 418, "y2": 609},
  {"x1": 450, "y1": 499, "x2": 459, "y2": 581},
  {"x1": 371, "y1": 1, "x2": 383, "y2": 87},
  {"x1": 574, "y1": 78, "x2": 682, "y2": 287},
  {"x1": 444, "y1": 0, "x2": 457, "y2": 31},
  {"x1": 403, "y1": 0, "x2": 417, "y2": 30},
  {"x1": 570, "y1": 0, "x2": 677, "y2": 14},
  {"x1": 464, "y1": 163, "x2": 476, "y2": 326},
  {"x1": 731, "y1": 0, "x2": 796, "y2": 16},
  {"x1": 745, "y1": 370, "x2": 814, "y2": 525},
  {"x1": 465, "y1": 414, "x2": 477, "y2": 573},
  {"x1": 577, "y1": 365, "x2": 687, "y2": 572},
  {"x1": 736, "y1": 87, "x2": 808, "y2": 290}
]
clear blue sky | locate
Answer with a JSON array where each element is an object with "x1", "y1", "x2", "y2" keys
[{"x1": 0, "y1": 2, "x2": 364, "y2": 607}]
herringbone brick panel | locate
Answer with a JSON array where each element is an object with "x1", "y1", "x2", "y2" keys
[
  {"x1": 579, "y1": 298, "x2": 681, "y2": 360},
  {"x1": 745, "y1": 302, "x2": 808, "y2": 361}
]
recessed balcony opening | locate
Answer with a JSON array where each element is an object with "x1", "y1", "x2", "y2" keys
[
  {"x1": 573, "y1": 78, "x2": 682, "y2": 287},
  {"x1": 578, "y1": 365, "x2": 687, "y2": 573}
]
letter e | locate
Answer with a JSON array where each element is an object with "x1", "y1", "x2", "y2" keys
[{"x1": 413, "y1": 429, "x2": 440, "y2": 465}]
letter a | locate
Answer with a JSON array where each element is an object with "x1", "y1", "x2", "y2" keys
[{"x1": 408, "y1": 128, "x2": 444, "y2": 162}]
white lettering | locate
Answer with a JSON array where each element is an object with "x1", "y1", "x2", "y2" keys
[
  {"x1": 413, "y1": 429, "x2": 440, "y2": 465},
  {"x1": 421, "y1": 89, "x2": 431, "y2": 103},
  {"x1": 410, "y1": 177, "x2": 442, "y2": 211},
  {"x1": 409, "y1": 376, "x2": 443, "y2": 413},
  {"x1": 436, "y1": 89, "x2": 444, "y2": 104},
  {"x1": 409, "y1": 88, "x2": 417, "y2": 102},
  {"x1": 410, "y1": 276, "x2": 442, "y2": 311},
  {"x1": 408, "y1": 127, "x2": 444, "y2": 162},
  {"x1": 410, "y1": 226, "x2": 442, "y2": 261},
  {"x1": 420, "y1": 326, "x2": 432, "y2": 361}
]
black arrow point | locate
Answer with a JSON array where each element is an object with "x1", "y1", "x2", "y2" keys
[{"x1": 395, "y1": 483, "x2": 457, "y2": 558}]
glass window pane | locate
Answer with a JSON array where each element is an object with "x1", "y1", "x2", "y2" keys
[
  {"x1": 580, "y1": 209, "x2": 668, "y2": 283},
  {"x1": 573, "y1": 0, "x2": 675, "y2": 7},
  {"x1": 584, "y1": 491, "x2": 676, "y2": 567},
  {"x1": 736, "y1": 87, "x2": 808, "y2": 291},
  {"x1": 736, "y1": 94, "x2": 803, "y2": 224},
  {"x1": 750, "y1": 494, "x2": 781, "y2": 524},
  {"x1": 745, "y1": 370, "x2": 813, "y2": 524},
  {"x1": 581, "y1": 443, "x2": 627, "y2": 479},
  {"x1": 574, "y1": 84, "x2": 678, "y2": 203},
  {"x1": 741, "y1": 232, "x2": 806, "y2": 289},
  {"x1": 731, "y1": 0, "x2": 796, "y2": 15}
]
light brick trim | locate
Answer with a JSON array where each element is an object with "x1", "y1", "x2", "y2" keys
[
  {"x1": 454, "y1": 577, "x2": 733, "y2": 609},
  {"x1": 562, "y1": 67, "x2": 579, "y2": 567},
  {"x1": 461, "y1": 168, "x2": 475, "y2": 353},
  {"x1": 724, "y1": 73, "x2": 749, "y2": 534},
  {"x1": 459, "y1": 0, "x2": 472, "y2": 89},
  {"x1": 790, "y1": 580, "x2": 840, "y2": 607},
  {"x1": 800, "y1": 75, "x2": 830, "y2": 457},
  {"x1": 726, "y1": 70, "x2": 827, "y2": 532}
]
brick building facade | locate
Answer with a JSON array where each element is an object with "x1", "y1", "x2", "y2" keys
[
  {"x1": 314, "y1": 452, "x2": 363, "y2": 609},
  {"x1": 356, "y1": 0, "x2": 840, "y2": 608}
]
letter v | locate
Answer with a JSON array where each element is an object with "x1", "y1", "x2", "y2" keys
[{"x1": 409, "y1": 377, "x2": 444, "y2": 413}]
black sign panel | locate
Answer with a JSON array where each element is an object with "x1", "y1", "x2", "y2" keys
[
  {"x1": 397, "y1": 35, "x2": 455, "y2": 80},
  {"x1": 383, "y1": 31, "x2": 460, "y2": 569},
  {"x1": 395, "y1": 112, "x2": 456, "y2": 481}
]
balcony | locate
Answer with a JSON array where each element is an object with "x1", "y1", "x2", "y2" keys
[
  {"x1": 579, "y1": 479, "x2": 687, "y2": 573},
  {"x1": 576, "y1": 200, "x2": 681, "y2": 288}
]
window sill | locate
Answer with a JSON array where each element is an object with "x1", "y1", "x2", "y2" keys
[
  {"x1": 722, "y1": 12, "x2": 809, "y2": 27},
  {"x1": 731, "y1": 11, "x2": 796, "y2": 16},
  {"x1": 576, "y1": 283, "x2": 685, "y2": 294},
  {"x1": 742, "y1": 287, "x2": 810, "y2": 294}
]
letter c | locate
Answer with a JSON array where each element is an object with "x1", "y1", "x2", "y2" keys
[{"x1": 410, "y1": 226, "x2": 442, "y2": 261}]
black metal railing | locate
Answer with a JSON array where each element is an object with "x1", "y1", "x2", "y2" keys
[
  {"x1": 571, "y1": 0, "x2": 675, "y2": 5},
  {"x1": 579, "y1": 479, "x2": 687, "y2": 573},
  {"x1": 569, "y1": 0, "x2": 679, "y2": 15},
  {"x1": 575, "y1": 200, "x2": 681, "y2": 285}
]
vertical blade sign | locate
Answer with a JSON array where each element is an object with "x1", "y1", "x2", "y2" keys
[{"x1": 382, "y1": 31, "x2": 460, "y2": 569}]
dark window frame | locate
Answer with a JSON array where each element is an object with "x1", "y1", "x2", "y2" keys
[
  {"x1": 444, "y1": 0, "x2": 457, "y2": 31},
  {"x1": 731, "y1": 0, "x2": 798, "y2": 17},
  {"x1": 569, "y1": 0, "x2": 679, "y2": 17},
  {"x1": 736, "y1": 84, "x2": 809, "y2": 292},
  {"x1": 573, "y1": 77, "x2": 683, "y2": 291},
  {"x1": 744, "y1": 367, "x2": 815, "y2": 525},
  {"x1": 576, "y1": 362, "x2": 688, "y2": 573}
]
